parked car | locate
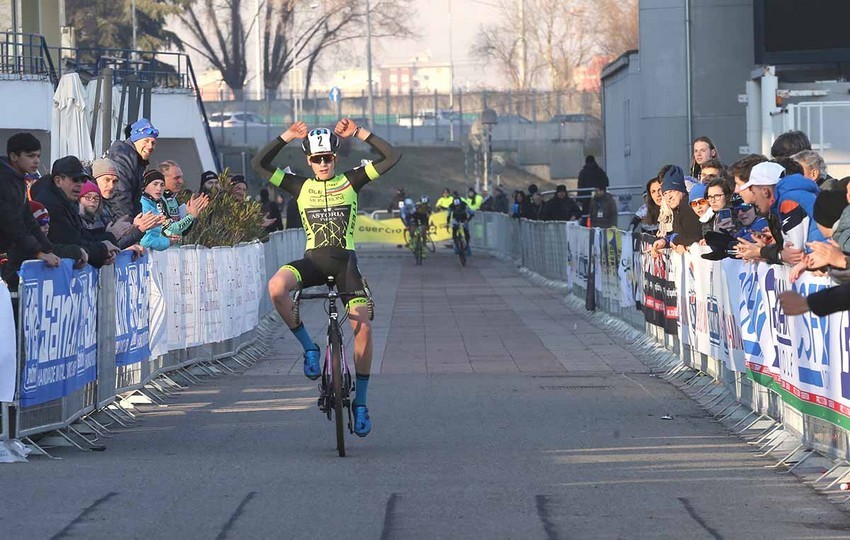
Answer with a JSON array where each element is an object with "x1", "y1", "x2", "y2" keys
[
  {"x1": 208, "y1": 111, "x2": 268, "y2": 127},
  {"x1": 549, "y1": 114, "x2": 599, "y2": 124}
]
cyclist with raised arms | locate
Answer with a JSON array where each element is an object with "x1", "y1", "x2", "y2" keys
[{"x1": 251, "y1": 118, "x2": 401, "y2": 437}]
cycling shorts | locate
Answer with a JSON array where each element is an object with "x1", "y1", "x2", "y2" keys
[{"x1": 282, "y1": 247, "x2": 368, "y2": 307}]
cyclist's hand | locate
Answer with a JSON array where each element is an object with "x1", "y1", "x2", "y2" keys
[
  {"x1": 334, "y1": 118, "x2": 358, "y2": 139},
  {"x1": 282, "y1": 121, "x2": 308, "y2": 142}
]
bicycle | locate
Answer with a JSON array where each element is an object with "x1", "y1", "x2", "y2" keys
[
  {"x1": 293, "y1": 276, "x2": 373, "y2": 457},
  {"x1": 405, "y1": 223, "x2": 437, "y2": 265},
  {"x1": 451, "y1": 223, "x2": 468, "y2": 266}
]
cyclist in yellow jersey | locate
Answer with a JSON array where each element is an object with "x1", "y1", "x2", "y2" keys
[{"x1": 251, "y1": 119, "x2": 401, "y2": 437}]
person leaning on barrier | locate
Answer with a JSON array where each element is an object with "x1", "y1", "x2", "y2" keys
[
  {"x1": 630, "y1": 177, "x2": 662, "y2": 235},
  {"x1": 140, "y1": 170, "x2": 180, "y2": 251},
  {"x1": 93, "y1": 157, "x2": 163, "y2": 249},
  {"x1": 650, "y1": 165, "x2": 702, "y2": 256},
  {"x1": 511, "y1": 190, "x2": 532, "y2": 219},
  {"x1": 34, "y1": 156, "x2": 122, "y2": 267},
  {"x1": 528, "y1": 191, "x2": 545, "y2": 220},
  {"x1": 0, "y1": 133, "x2": 61, "y2": 287},
  {"x1": 492, "y1": 186, "x2": 509, "y2": 214},
  {"x1": 156, "y1": 160, "x2": 209, "y2": 238},
  {"x1": 107, "y1": 118, "x2": 160, "y2": 219},
  {"x1": 543, "y1": 184, "x2": 583, "y2": 222},
  {"x1": 587, "y1": 185, "x2": 618, "y2": 228},
  {"x1": 734, "y1": 161, "x2": 825, "y2": 272}
]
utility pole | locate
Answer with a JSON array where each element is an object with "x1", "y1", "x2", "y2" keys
[
  {"x1": 131, "y1": 0, "x2": 137, "y2": 51},
  {"x1": 519, "y1": 0, "x2": 526, "y2": 89},
  {"x1": 365, "y1": 0, "x2": 376, "y2": 129}
]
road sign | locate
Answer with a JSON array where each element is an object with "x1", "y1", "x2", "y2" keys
[{"x1": 329, "y1": 86, "x2": 342, "y2": 103}]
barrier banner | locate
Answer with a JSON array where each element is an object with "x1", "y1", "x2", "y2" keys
[
  {"x1": 679, "y1": 250, "x2": 745, "y2": 372},
  {"x1": 19, "y1": 260, "x2": 98, "y2": 407},
  {"x1": 114, "y1": 251, "x2": 151, "y2": 367},
  {"x1": 0, "y1": 280, "x2": 15, "y2": 402},
  {"x1": 619, "y1": 234, "x2": 635, "y2": 309},
  {"x1": 566, "y1": 224, "x2": 589, "y2": 289},
  {"x1": 735, "y1": 261, "x2": 850, "y2": 429},
  {"x1": 355, "y1": 212, "x2": 453, "y2": 244},
  {"x1": 630, "y1": 232, "x2": 644, "y2": 308},
  {"x1": 147, "y1": 252, "x2": 168, "y2": 358},
  {"x1": 597, "y1": 229, "x2": 621, "y2": 305},
  {"x1": 641, "y1": 242, "x2": 678, "y2": 335}
]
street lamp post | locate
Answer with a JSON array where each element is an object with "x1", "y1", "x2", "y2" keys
[
  {"x1": 480, "y1": 109, "x2": 498, "y2": 193},
  {"x1": 365, "y1": 0, "x2": 376, "y2": 129}
]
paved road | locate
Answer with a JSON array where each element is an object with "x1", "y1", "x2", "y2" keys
[{"x1": 2, "y1": 249, "x2": 849, "y2": 539}]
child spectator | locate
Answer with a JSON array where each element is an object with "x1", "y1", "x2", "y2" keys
[{"x1": 140, "y1": 171, "x2": 177, "y2": 251}]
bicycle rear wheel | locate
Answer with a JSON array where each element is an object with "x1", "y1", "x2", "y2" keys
[
  {"x1": 329, "y1": 321, "x2": 345, "y2": 457},
  {"x1": 458, "y1": 237, "x2": 467, "y2": 266},
  {"x1": 414, "y1": 232, "x2": 422, "y2": 265}
]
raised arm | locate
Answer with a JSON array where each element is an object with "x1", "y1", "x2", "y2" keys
[{"x1": 334, "y1": 118, "x2": 402, "y2": 190}]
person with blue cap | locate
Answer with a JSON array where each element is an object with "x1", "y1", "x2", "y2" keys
[
  {"x1": 106, "y1": 118, "x2": 160, "y2": 219},
  {"x1": 650, "y1": 165, "x2": 702, "y2": 257}
]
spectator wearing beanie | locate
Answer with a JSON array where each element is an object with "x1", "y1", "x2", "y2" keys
[
  {"x1": 199, "y1": 170, "x2": 219, "y2": 195},
  {"x1": 140, "y1": 170, "x2": 176, "y2": 251},
  {"x1": 107, "y1": 118, "x2": 159, "y2": 219},
  {"x1": 29, "y1": 201, "x2": 50, "y2": 235},
  {"x1": 651, "y1": 165, "x2": 702, "y2": 256},
  {"x1": 28, "y1": 200, "x2": 88, "y2": 266}
]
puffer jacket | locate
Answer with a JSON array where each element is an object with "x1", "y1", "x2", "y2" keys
[{"x1": 107, "y1": 139, "x2": 148, "y2": 219}]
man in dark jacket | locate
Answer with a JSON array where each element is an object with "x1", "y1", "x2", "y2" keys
[
  {"x1": 650, "y1": 165, "x2": 702, "y2": 255},
  {"x1": 0, "y1": 133, "x2": 60, "y2": 286},
  {"x1": 543, "y1": 185, "x2": 583, "y2": 221},
  {"x1": 34, "y1": 156, "x2": 120, "y2": 267},
  {"x1": 493, "y1": 187, "x2": 509, "y2": 213},
  {"x1": 588, "y1": 186, "x2": 619, "y2": 228},
  {"x1": 577, "y1": 155, "x2": 609, "y2": 214},
  {"x1": 107, "y1": 118, "x2": 159, "y2": 219},
  {"x1": 529, "y1": 191, "x2": 546, "y2": 220}
]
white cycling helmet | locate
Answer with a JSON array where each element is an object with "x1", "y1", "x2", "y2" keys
[
  {"x1": 301, "y1": 128, "x2": 340, "y2": 155},
  {"x1": 420, "y1": 195, "x2": 429, "y2": 204},
  {"x1": 404, "y1": 198, "x2": 414, "y2": 206}
]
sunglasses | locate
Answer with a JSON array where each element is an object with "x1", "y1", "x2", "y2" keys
[
  {"x1": 38, "y1": 218, "x2": 49, "y2": 226},
  {"x1": 734, "y1": 204, "x2": 754, "y2": 212},
  {"x1": 689, "y1": 199, "x2": 708, "y2": 208},
  {"x1": 309, "y1": 154, "x2": 335, "y2": 165}
]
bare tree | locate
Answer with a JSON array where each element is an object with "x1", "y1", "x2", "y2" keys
[
  {"x1": 595, "y1": 0, "x2": 639, "y2": 59},
  {"x1": 177, "y1": 0, "x2": 252, "y2": 99},
  {"x1": 262, "y1": 0, "x2": 416, "y2": 99},
  {"x1": 472, "y1": 0, "x2": 637, "y2": 91}
]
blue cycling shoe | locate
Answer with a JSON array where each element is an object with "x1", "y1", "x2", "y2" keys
[
  {"x1": 353, "y1": 403, "x2": 372, "y2": 437},
  {"x1": 303, "y1": 345, "x2": 321, "y2": 380}
]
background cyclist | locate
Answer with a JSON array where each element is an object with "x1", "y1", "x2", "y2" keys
[
  {"x1": 251, "y1": 118, "x2": 401, "y2": 437},
  {"x1": 408, "y1": 196, "x2": 432, "y2": 254},
  {"x1": 447, "y1": 192, "x2": 474, "y2": 255}
]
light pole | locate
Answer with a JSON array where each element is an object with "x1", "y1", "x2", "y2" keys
[
  {"x1": 365, "y1": 0, "x2": 376, "y2": 129},
  {"x1": 131, "y1": 0, "x2": 137, "y2": 51},
  {"x1": 448, "y1": 0, "x2": 455, "y2": 142}
]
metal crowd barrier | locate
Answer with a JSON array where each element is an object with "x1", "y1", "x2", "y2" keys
[
  {"x1": 470, "y1": 212, "x2": 850, "y2": 462},
  {"x1": 1, "y1": 229, "x2": 308, "y2": 444}
]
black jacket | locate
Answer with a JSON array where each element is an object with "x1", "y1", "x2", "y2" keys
[
  {"x1": 285, "y1": 197, "x2": 302, "y2": 229},
  {"x1": 493, "y1": 193, "x2": 509, "y2": 214},
  {"x1": 528, "y1": 201, "x2": 546, "y2": 220},
  {"x1": 668, "y1": 202, "x2": 703, "y2": 247},
  {"x1": 543, "y1": 194, "x2": 583, "y2": 222},
  {"x1": 808, "y1": 282, "x2": 850, "y2": 316},
  {"x1": 578, "y1": 162, "x2": 609, "y2": 191},
  {"x1": 0, "y1": 158, "x2": 54, "y2": 284},
  {"x1": 588, "y1": 192, "x2": 618, "y2": 228},
  {"x1": 34, "y1": 179, "x2": 117, "y2": 267},
  {"x1": 107, "y1": 139, "x2": 148, "y2": 219}
]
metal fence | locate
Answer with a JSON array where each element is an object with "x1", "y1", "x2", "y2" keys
[
  {"x1": 1, "y1": 229, "x2": 307, "y2": 446},
  {"x1": 469, "y1": 212, "x2": 850, "y2": 462}
]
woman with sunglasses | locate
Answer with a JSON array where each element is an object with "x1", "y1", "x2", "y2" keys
[{"x1": 252, "y1": 118, "x2": 401, "y2": 438}]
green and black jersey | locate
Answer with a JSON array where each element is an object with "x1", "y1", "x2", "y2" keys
[{"x1": 251, "y1": 132, "x2": 401, "y2": 251}]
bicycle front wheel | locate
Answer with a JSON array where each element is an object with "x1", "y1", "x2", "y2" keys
[
  {"x1": 415, "y1": 232, "x2": 422, "y2": 265},
  {"x1": 457, "y1": 234, "x2": 467, "y2": 266},
  {"x1": 330, "y1": 321, "x2": 346, "y2": 457}
]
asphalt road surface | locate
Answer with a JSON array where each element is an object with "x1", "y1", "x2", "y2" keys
[{"x1": 2, "y1": 248, "x2": 849, "y2": 539}]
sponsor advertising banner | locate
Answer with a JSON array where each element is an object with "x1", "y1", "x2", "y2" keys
[
  {"x1": 114, "y1": 252, "x2": 151, "y2": 367},
  {"x1": 566, "y1": 224, "x2": 590, "y2": 290},
  {"x1": 19, "y1": 260, "x2": 98, "y2": 407},
  {"x1": 355, "y1": 211, "x2": 453, "y2": 244},
  {"x1": 641, "y1": 241, "x2": 678, "y2": 335}
]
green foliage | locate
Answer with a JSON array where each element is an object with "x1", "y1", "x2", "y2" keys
[
  {"x1": 180, "y1": 172, "x2": 268, "y2": 248},
  {"x1": 67, "y1": 0, "x2": 188, "y2": 53}
]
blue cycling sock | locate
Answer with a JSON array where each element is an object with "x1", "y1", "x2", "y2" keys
[
  {"x1": 355, "y1": 373, "x2": 370, "y2": 406},
  {"x1": 290, "y1": 323, "x2": 316, "y2": 352}
]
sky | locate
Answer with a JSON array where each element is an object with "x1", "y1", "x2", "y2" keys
[{"x1": 363, "y1": 0, "x2": 503, "y2": 89}]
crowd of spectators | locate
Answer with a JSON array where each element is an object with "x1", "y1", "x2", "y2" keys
[
  {"x1": 622, "y1": 129, "x2": 850, "y2": 317},
  {"x1": 0, "y1": 118, "x2": 288, "y2": 296}
]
